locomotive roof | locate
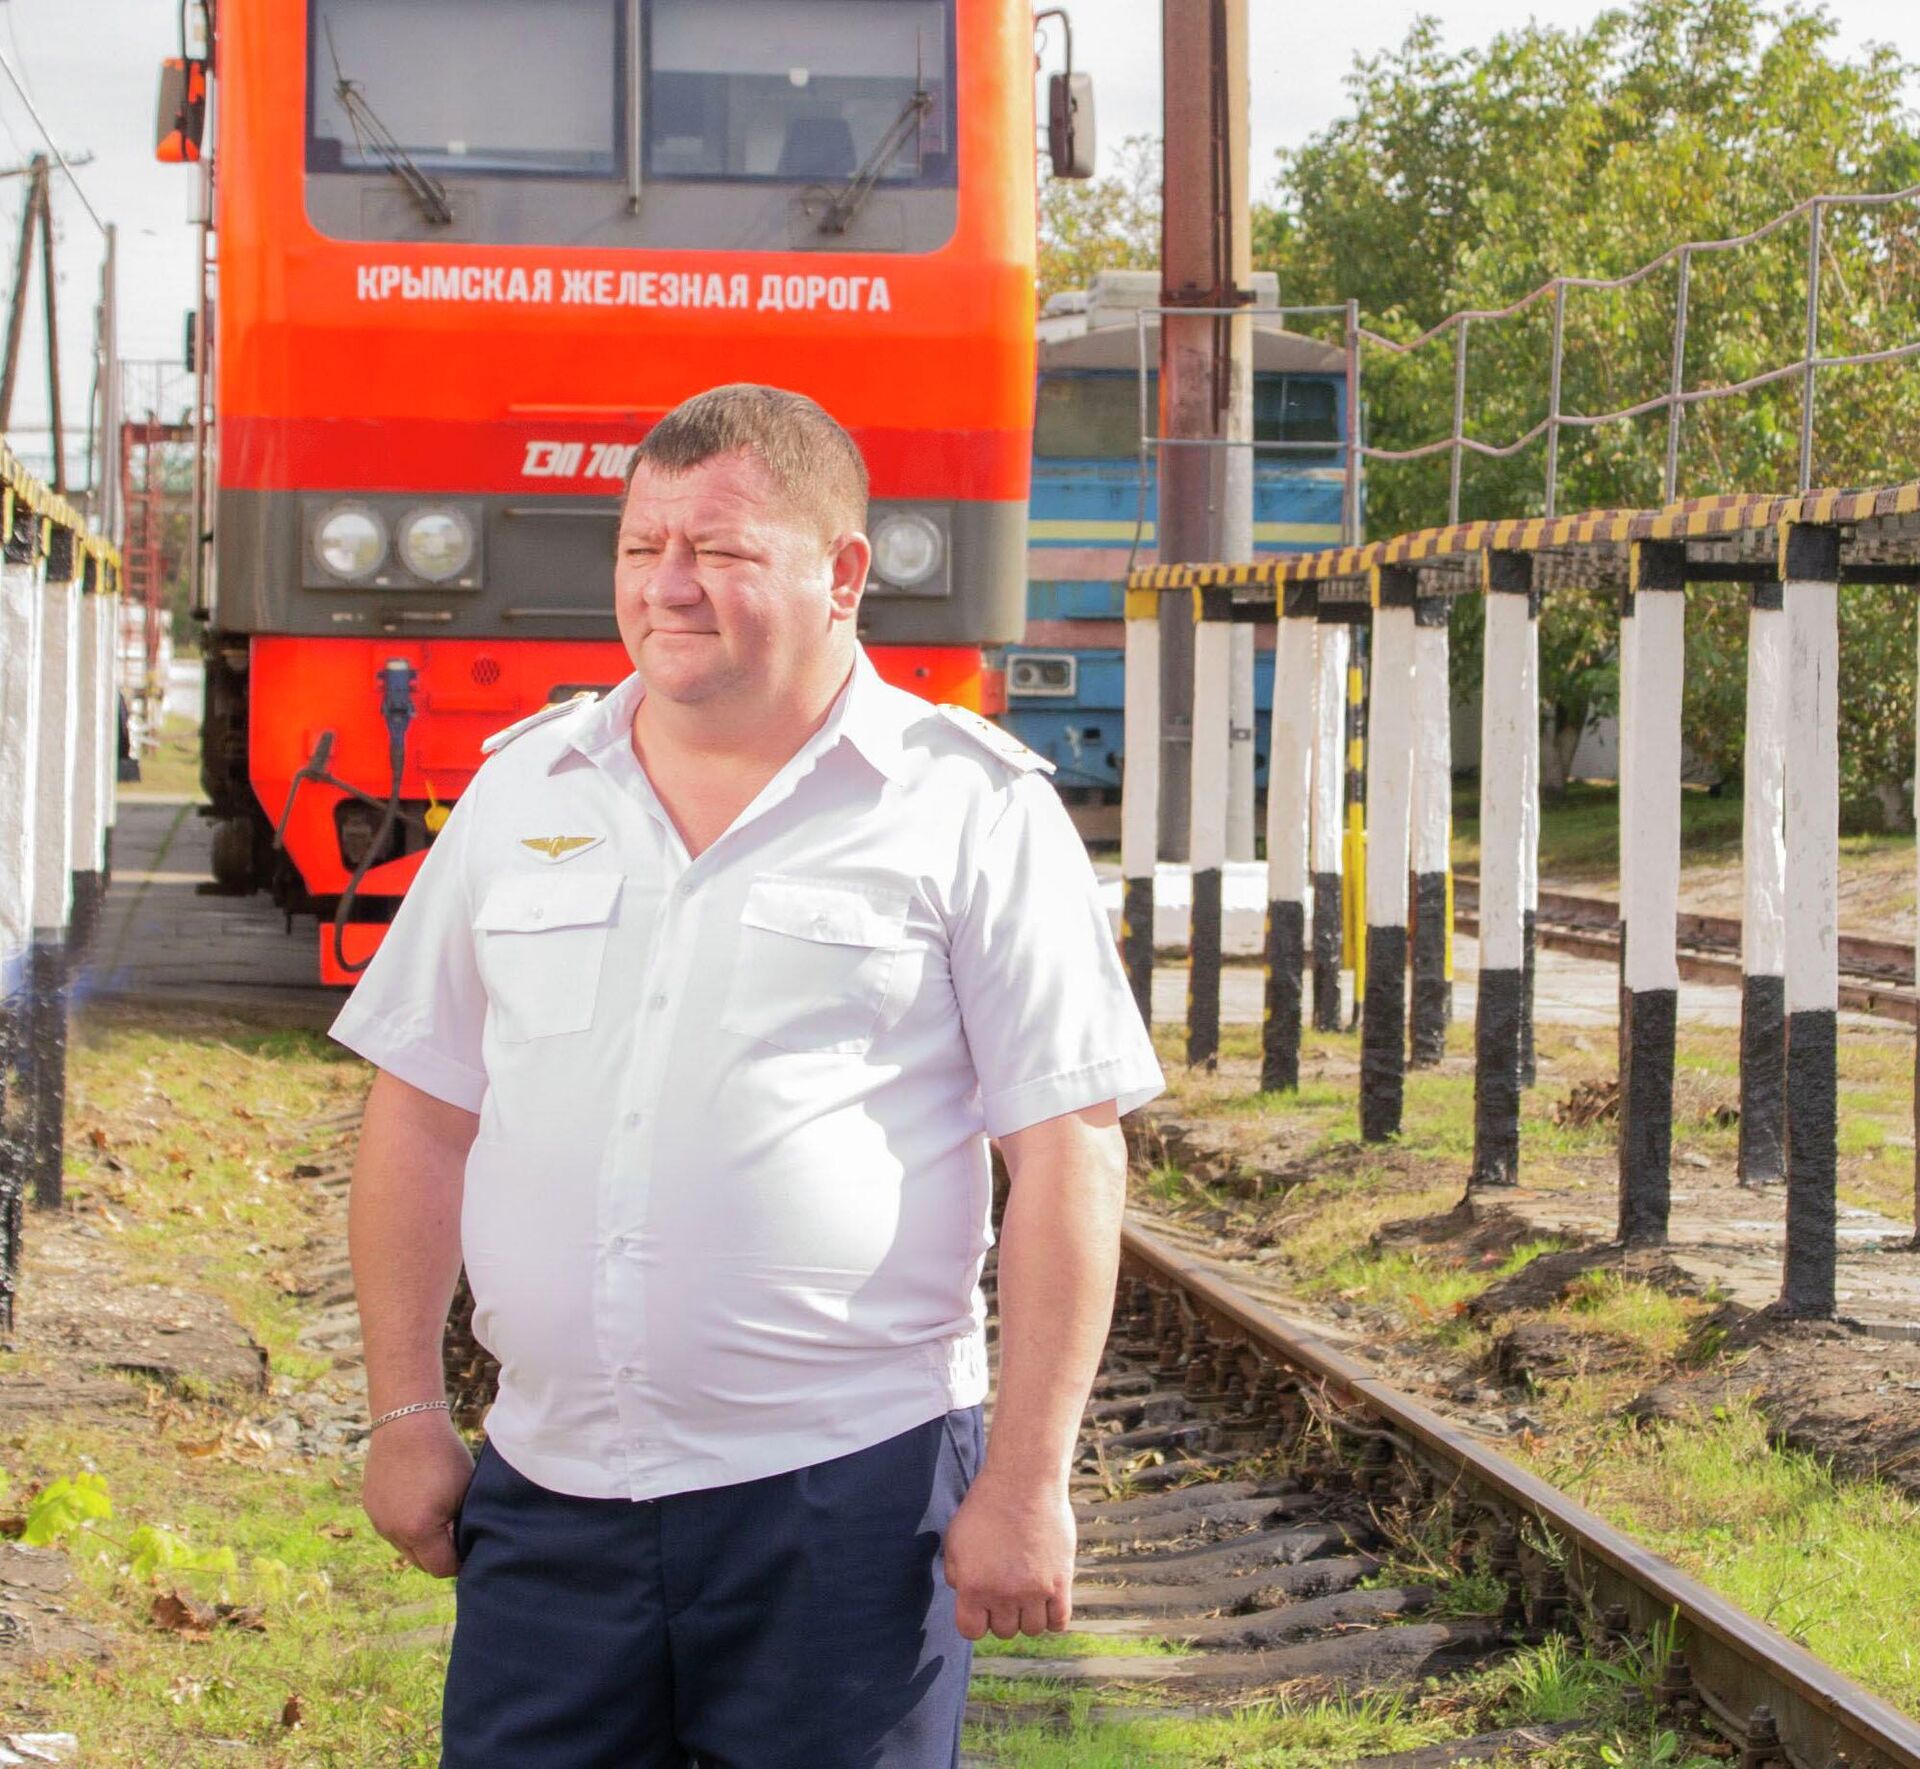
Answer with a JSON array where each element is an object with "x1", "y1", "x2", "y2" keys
[{"x1": 1037, "y1": 318, "x2": 1346, "y2": 376}]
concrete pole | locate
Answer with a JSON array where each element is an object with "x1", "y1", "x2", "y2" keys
[
  {"x1": 1781, "y1": 526, "x2": 1841, "y2": 1318},
  {"x1": 28, "y1": 528, "x2": 79, "y2": 1211},
  {"x1": 1618, "y1": 544, "x2": 1686, "y2": 1247},
  {"x1": 1740, "y1": 581, "x2": 1788, "y2": 1185},
  {"x1": 1188, "y1": 589, "x2": 1231, "y2": 1069},
  {"x1": 1520, "y1": 599, "x2": 1541, "y2": 1084},
  {"x1": 1361, "y1": 568, "x2": 1417, "y2": 1141},
  {"x1": 1472, "y1": 554, "x2": 1535, "y2": 1185},
  {"x1": 1408, "y1": 592, "x2": 1452, "y2": 1065},
  {"x1": 1157, "y1": 0, "x2": 1250, "y2": 859},
  {"x1": 1308, "y1": 617, "x2": 1349, "y2": 1030},
  {"x1": 1121, "y1": 586, "x2": 1163, "y2": 1028},
  {"x1": 1262, "y1": 584, "x2": 1317, "y2": 1090}
]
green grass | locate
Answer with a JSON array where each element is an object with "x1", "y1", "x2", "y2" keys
[
  {"x1": 122, "y1": 710, "x2": 205, "y2": 801},
  {"x1": 60, "y1": 1007, "x2": 367, "y2": 1380},
  {"x1": 1523, "y1": 1402, "x2": 1920, "y2": 1709},
  {"x1": 1451, "y1": 776, "x2": 1914, "y2": 883},
  {"x1": 974, "y1": 1632, "x2": 1192, "y2": 1661},
  {"x1": 965, "y1": 1689, "x2": 1453, "y2": 1767}
]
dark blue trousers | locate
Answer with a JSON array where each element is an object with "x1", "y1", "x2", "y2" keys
[{"x1": 442, "y1": 1408, "x2": 982, "y2": 1768}]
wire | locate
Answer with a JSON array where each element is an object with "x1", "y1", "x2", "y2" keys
[{"x1": 0, "y1": 45, "x2": 105, "y2": 235}]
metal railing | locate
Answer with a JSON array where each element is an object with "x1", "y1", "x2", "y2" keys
[
  {"x1": 1123, "y1": 181, "x2": 1920, "y2": 540},
  {"x1": 1359, "y1": 181, "x2": 1920, "y2": 519}
]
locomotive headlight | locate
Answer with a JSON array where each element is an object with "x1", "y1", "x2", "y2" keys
[
  {"x1": 313, "y1": 505, "x2": 387, "y2": 581},
  {"x1": 869, "y1": 511, "x2": 944, "y2": 587},
  {"x1": 397, "y1": 506, "x2": 476, "y2": 584}
]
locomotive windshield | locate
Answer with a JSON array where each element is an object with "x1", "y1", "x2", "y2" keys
[
  {"x1": 646, "y1": 0, "x2": 951, "y2": 184},
  {"x1": 309, "y1": 0, "x2": 622, "y2": 177},
  {"x1": 306, "y1": 0, "x2": 952, "y2": 187},
  {"x1": 1035, "y1": 373, "x2": 1345, "y2": 461}
]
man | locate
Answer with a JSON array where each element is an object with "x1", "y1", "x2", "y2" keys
[{"x1": 334, "y1": 384, "x2": 1163, "y2": 1767}]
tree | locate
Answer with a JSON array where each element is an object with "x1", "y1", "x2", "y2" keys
[
  {"x1": 1038, "y1": 134, "x2": 1160, "y2": 308},
  {"x1": 1253, "y1": 0, "x2": 1920, "y2": 815}
]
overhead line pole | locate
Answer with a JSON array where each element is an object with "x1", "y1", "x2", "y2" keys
[
  {"x1": 1156, "y1": 0, "x2": 1251, "y2": 861},
  {"x1": 0, "y1": 157, "x2": 45, "y2": 431}
]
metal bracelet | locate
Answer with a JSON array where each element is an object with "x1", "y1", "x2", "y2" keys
[{"x1": 369, "y1": 1399, "x2": 450, "y2": 1432}]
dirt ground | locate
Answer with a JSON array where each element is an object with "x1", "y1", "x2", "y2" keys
[
  {"x1": 1127, "y1": 1043, "x2": 1920, "y2": 1505},
  {"x1": 0, "y1": 1121, "x2": 370, "y2": 1686}
]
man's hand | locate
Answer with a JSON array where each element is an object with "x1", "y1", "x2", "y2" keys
[
  {"x1": 362, "y1": 1410, "x2": 475, "y2": 1579},
  {"x1": 942, "y1": 1467, "x2": 1076, "y2": 1639}
]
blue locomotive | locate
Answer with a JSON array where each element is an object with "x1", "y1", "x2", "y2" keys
[{"x1": 1006, "y1": 272, "x2": 1352, "y2": 830}]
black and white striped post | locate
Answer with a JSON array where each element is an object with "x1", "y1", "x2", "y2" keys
[
  {"x1": 0, "y1": 494, "x2": 41, "y2": 1333},
  {"x1": 1262, "y1": 583, "x2": 1318, "y2": 1091},
  {"x1": 1519, "y1": 593, "x2": 1541, "y2": 1086},
  {"x1": 1408, "y1": 589, "x2": 1452, "y2": 1066},
  {"x1": 1309, "y1": 614, "x2": 1349, "y2": 1031},
  {"x1": 1471, "y1": 552, "x2": 1536, "y2": 1185},
  {"x1": 1781, "y1": 524, "x2": 1841, "y2": 1317},
  {"x1": 1617, "y1": 542, "x2": 1686, "y2": 1246},
  {"x1": 1739, "y1": 578, "x2": 1788, "y2": 1186},
  {"x1": 69, "y1": 555, "x2": 111, "y2": 947},
  {"x1": 27, "y1": 521, "x2": 79, "y2": 1212},
  {"x1": 1187, "y1": 585, "x2": 1233, "y2": 1070},
  {"x1": 1121, "y1": 584, "x2": 1161, "y2": 1029},
  {"x1": 1361, "y1": 567, "x2": 1417, "y2": 1140}
]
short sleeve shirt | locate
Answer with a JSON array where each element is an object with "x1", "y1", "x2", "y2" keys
[{"x1": 330, "y1": 646, "x2": 1163, "y2": 1500}]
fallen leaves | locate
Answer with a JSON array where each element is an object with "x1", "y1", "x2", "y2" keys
[{"x1": 150, "y1": 1589, "x2": 267, "y2": 1637}]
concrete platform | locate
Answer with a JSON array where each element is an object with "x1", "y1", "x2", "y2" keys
[{"x1": 78, "y1": 799, "x2": 340, "y2": 1032}]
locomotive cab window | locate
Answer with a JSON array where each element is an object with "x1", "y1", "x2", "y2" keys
[
  {"x1": 1255, "y1": 377, "x2": 1342, "y2": 460},
  {"x1": 646, "y1": 0, "x2": 954, "y2": 185},
  {"x1": 1035, "y1": 372, "x2": 1344, "y2": 461},
  {"x1": 1034, "y1": 374, "x2": 1153, "y2": 460},
  {"x1": 308, "y1": 0, "x2": 621, "y2": 178}
]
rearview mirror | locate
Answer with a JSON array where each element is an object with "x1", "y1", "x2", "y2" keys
[
  {"x1": 1048, "y1": 72, "x2": 1095, "y2": 180},
  {"x1": 155, "y1": 58, "x2": 208, "y2": 165}
]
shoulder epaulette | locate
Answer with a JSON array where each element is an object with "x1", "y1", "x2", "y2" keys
[
  {"x1": 934, "y1": 704, "x2": 1055, "y2": 775},
  {"x1": 480, "y1": 692, "x2": 598, "y2": 756}
]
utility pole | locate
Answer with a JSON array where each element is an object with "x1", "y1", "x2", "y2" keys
[
  {"x1": 37, "y1": 160, "x2": 62, "y2": 490},
  {"x1": 0, "y1": 155, "x2": 46, "y2": 431},
  {"x1": 1157, "y1": 0, "x2": 1251, "y2": 859}
]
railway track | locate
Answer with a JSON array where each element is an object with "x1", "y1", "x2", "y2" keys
[
  {"x1": 1453, "y1": 876, "x2": 1920, "y2": 1026},
  {"x1": 69, "y1": 1053, "x2": 1920, "y2": 1764},
  {"x1": 978, "y1": 1219, "x2": 1920, "y2": 1767}
]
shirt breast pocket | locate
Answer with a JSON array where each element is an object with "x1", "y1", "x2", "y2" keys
[
  {"x1": 475, "y1": 872, "x2": 622, "y2": 1043},
  {"x1": 722, "y1": 877, "x2": 910, "y2": 1055}
]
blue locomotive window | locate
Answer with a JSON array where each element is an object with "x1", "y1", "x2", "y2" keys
[
  {"x1": 1034, "y1": 374, "x2": 1153, "y2": 459},
  {"x1": 647, "y1": 0, "x2": 955, "y2": 185},
  {"x1": 1255, "y1": 377, "x2": 1341, "y2": 457},
  {"x1": 308, "y1": 0, "x2": 621, "y2": 178},
  {"x1": 1038, "y1": 372, "x2": 1342, "y2": 461}
]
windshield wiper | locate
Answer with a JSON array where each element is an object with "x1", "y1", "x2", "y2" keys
[
  {"x1": 815, "y1": 84, "x2": 932, "y2": 235},
  {"x1": 325, "y1": 23, "x2": 454, "y2": 226}
]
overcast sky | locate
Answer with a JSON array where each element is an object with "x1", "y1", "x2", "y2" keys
[{"x1": 2, "y1": 0, "x2": 1915, "y2": 486}]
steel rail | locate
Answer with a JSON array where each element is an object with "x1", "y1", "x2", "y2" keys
[{"x1": 1120, "y1": 1217, "x2": 1920, "y2": 1769}]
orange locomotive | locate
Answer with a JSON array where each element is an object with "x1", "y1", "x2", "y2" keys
[{"x1": 167, "y1": 0, "x2": 1080, "y2": 983}]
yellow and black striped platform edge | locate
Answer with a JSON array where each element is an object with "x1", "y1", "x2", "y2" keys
[
  {"x1": 1, "y1": 441, "x2": 123, "y2": 585},
  {"x1": 1122, "y1": 479, "x2": 1920, "y2": 607}
]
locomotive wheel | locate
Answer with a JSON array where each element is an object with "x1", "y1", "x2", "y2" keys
[{"x1": 210, "y1": 817, "x2": 260, "y2": 893}]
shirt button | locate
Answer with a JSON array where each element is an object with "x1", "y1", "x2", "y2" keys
[
  {"x1": 617, "y1": 1363, "x2": 642, "y2": 1381},
  {"x1": 528, "y1": 907, "x2": 545, "y2": 922},
  {"x1": 624, "y1": 1110, "x2": 644, "y2": 1129},
  {"x1": 647, "y1": 993, "x2": 668, "y2": 1011}
]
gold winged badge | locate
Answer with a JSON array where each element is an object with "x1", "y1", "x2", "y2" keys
[{"x1": 520, "y1": 835, "x2": 605, "y2": 862}]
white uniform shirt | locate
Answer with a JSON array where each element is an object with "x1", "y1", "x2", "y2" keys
[{"x1": 331, "y1": 646, "x2": 1164, "y2": 1500}]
